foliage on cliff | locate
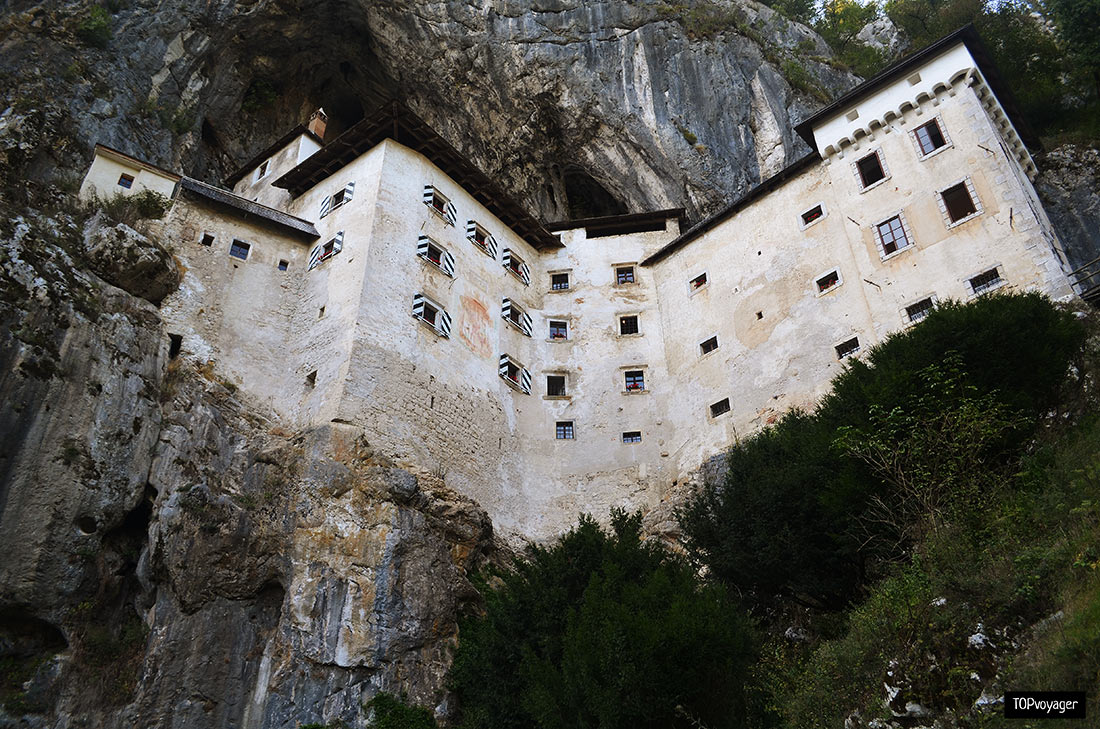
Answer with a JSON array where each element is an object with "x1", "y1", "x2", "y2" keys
[{"x1": 449, "y1": 510, "x2": 754, "y2": 729}]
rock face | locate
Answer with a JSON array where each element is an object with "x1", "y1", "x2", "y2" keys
[
  {"x1": 1035, "y1": 144, "x2": 1100, "y2": 272},
  {"x1": 0, "y1": 203, "x2": 506, "y2": 727},
  {"x1": 1, "y1": 0, "x2": 856, "y2": 222}
]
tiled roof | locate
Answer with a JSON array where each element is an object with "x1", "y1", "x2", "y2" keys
[{"x1": 179, "y1": 177, "x2": 319, "y2": 239}]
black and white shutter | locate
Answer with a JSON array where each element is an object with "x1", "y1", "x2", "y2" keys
[
  {"x1": 422, "y1": 185, "x2": 435, "y2": 206},
  {"x1": 412, "y1": 293, "x2": 426, "y2": 319},
  {"x1": 518, "y1": 260, "x2": 531, "y2": 285},
  {"x1": 444, "y1": 201, "x2": 457, "y2": 226},
  {"x1": 501, "y1": 297, "x2": 513, "y2": 323},
  {"x1": 308, "y1": 245, "x2": 322, "y2": 271},
  {"x1": 332, "y1": 231, "x2": 344, "y2": 254},
  {"x1": 319, "y1": 195, "x2": 333, "y2": 218},
  {"x1": 501, "y1": 249, "x2": 512, "y2": 271},
  {"x1": 466, "y1": 220, "x2": 478, "y2": 239},
  {"x1": 519, "y1": 367, "x2": 531, "y2": 394},
  {"x1": 440, "y1": 249, "x2": 455, "y2": 277},
  {"x1": 498, "y1": 354, "x2": 511, "y2": 379},
  {"x1": 519, "y1": 310, "x2": 533, "y2": 337},
  {"x1": 437, "y1": 310, "x2": 451, "y2": 338},
  {"x1": 484, "y1": 232, "x2": 498, "y2": 258},
  {"x1": 342, "y1": 180, "x2": 355, "y2": 203},
  {"x1": 417, "y1": 235, "x2": 431, "y2": 259}
]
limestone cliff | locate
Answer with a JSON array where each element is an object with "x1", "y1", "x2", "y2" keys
[
  {"x1": 0, "y1": 201, "x2": 506, "y2": 727},
  {"x1": 1, "y1": 0, "x2": 855, "y2": 222}
]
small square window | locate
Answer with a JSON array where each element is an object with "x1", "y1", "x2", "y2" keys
[
  {"x1": 700, "y1": 336, "x2": 719, "y2": 355},
  {"x1": 689, "y1": 272, "x2": 708, "y2": 290},
  {"x1": 547, "y1": 375, "x2": 566, "y2": 397},
  {"x1": 876, "y1": 215, "x2": 910, "y2": 256},
  {"x1": 425, "y1": 187, "x2": 456, "y2": 225},
  {"x1": 505, "y1": 361, "x2": 520, "y2": 382},
  {"x1": 505, "y1": 250, "x2": 527, "y2": 281},
  {"x1": 256, "y1": 160, "x2": 269, "y2": 181},
  {"x1": 619, "y1": 315, "x2": 639, "y2": 335},
  {"x1": 229, "y1": 239, "x2": 250, "y2": 260},
  {"x1": 331, "y1": 187, "x2": 348, "y2": 208},
  {"x1": 710, "y1": 398, "x2": 731, "y2": 417},
  {"x1": 118, "y1": 173, "x2": 134, "y2": 189},
  {"x1": 425, "y1": 241, "x2": 443, "y2": 265},
  {"x1": 278, "y1": 260, "x2": 289, "y2": 271},
  {"x1": 421, "y1": 301, "x2": 438, "y2": 327},
  {"x1": 835, "y1": 337, "x2": 860, "y2": 360},
  {"x1": 914, "y1": 119, "x2": 947, "y2": 156},
  {"x1": 200, "y1": 232, "x2": 215, "y2": 247},
  {"x1": 857, "y1": 151, "x2": 885, "y2": 188},
  {"x1": 905, "y1": 297, "x2": 935, "y2": 323},
  {"x1": 969, "y1": 268, "x2": 1003, "y2": 294},
  {"x1": 472, "y1": 224, "x2": 489, "y2": 247},
  {"x1": 942, "y1": 182, "x2": 977, "y2": 223},
  {"x1": 616, "y1": 266, "x2": 636, "y2": 285},
  {"x1": 622, "y1": 431, "x2": 642, "y2": 443},
  {"x1": 551, "y1": 273, "x2": 570, "y2": 290},
  {"x1": 801, "y1": 205, "x2": 824, "y2": 226},
  {"x1": 556, "y1": 421, "x2": 574, "y2": 440},
  {"x1": 624, "y1": 370, "x2": 645, "y2": 392},
  {"x1": 816, "y1": 270, "x2": 840, "y2": 293},
  {"x1": 549, "y1": 320, "x2": 568, "y2": 340}
]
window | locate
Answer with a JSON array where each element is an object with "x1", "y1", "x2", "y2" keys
[
  {"x1": 800, "y1": 204, "x2": 824, "y2": 227},
  {"x1": 547, "y1": 375, "x2": 567, "y2": 397},
  {"x1": 969, "y1": 267, "x2": 1003, "y2": 295},
  {"x1": 466, "y1": 221, "x2": 498, "y2": 258},
  {"x1": 914, "y1": 119, "x2": 948, "y2": 156},
  {"x1": 816, "y1": 270, "x2": 840, "y2": 293},
  {"x1": 305, "y1": 371, "x2": 317, "y2": 388},
  {"x1": 502, "y1": 248, "x2": 531, "y2": 285},
  {"x1": 856, "y1": 151, "x2": 886, "y2": 189},
  {"x1": 498, "y1": 354, "x2": 531, "y2": 394},
  {"x1": 905, "y1": 297, "x2": 935, "y2": 323},
  {"x1": 710, "y1": 398, "x2": 731, "y2": 417},
  {"x1": 551, "y1": 272, "x2": 570, "y2": 290},
  {"x1": 118, "y1": 173, "x2": 134, "y2": 189},
  {"x1": 501, "y1": 298, "x2": 533, "y2": 336},
  {"x1": 622, "y1": 431, "x2": 642, "y2": 443},
  {"x1": 616, "y1": 266, "x2": 636, "y2": 285},
  {"x1": 200, "y1": 232, "x2": 215, "y2": 247},
  {"x1": 412, "y1": 293, "x2": 452, "y2": 337},
  {"x1": 624, "y1": 370, "x2": 645, "y2": 392},
  {"x1": 255, "y1": 160, "x2": 269, "y2": 181},
  {"x1": 875, "y1": 215, "x2": 911, "y2": 256},
  {"x1": 619, "y1": 315, "x2": 639, "y2": 335},
  {"x1": 168, "y1": 333, "x2": 182, "y2": 359},
  {"x1": 423, "y1": 186, "x2": 457, "y2": 225},
  {"x1": 309, "y1": 232, "x2": 344, "y2": 270},
  {"x1": 835, "y1": 337, "x2": 860, "y2": 359},
  {"x1": 689, "y1": 272, "x2": 708, "y2": 291},
  {"x1": 278, "y1": 260, "x2": 289, "y2": 271},
  {"x1": 700, "y1": 336, "x2": 719, "y2": 355},
  {"x1": 556, "y1": 421, "x2": 574, "y2": 440},
  {"x1": 417, "y1": 235, "x2": 455, "y2": 276},
  {"x1": 549, "y1": 320, "x2": 568, "y2": 340},
  {"x1": 320, "y1": 181, "x2": 355, "y2": 218},
  {"x1": 229, "y1": 239, "x2": 250, "y2": 260},
  {"x1": 941, "y1": 181, "x2": 979, "y2": 225}
]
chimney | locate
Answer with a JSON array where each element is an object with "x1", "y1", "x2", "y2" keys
[{"x1": 308, "y1": 108, "x2": 328, "y2": 142}]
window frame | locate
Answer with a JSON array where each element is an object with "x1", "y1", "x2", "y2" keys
[
  {"x1": 814, "y1": 268, "x2": 843, "y2": 295},
  {"x1": 254, "y1": 160, "x2": 270, "y2": 182},
  {"x1": 618, "y1": 313, "x2": 641, "y2": 337},
  {"x1": 799, "y1": 203, "x2": 827, "y2": 230},
  {"x1": 467, "y1": 220, "x2": 497, "y2": 258},
  {"x1": 550, "y1": 271, "x2": 571, "y2": 291},
  {"x1": 966, "y1": 266, "x2": 1006, "y2": 296},
  {"x1": 502, "y1": 248, "x2": 531, "y2": 285},
  {"x1": 548, "y1": 319, "x2": 569, "y2": 341},
  {"x1": 546, "y1": 374, "x2": 568, "y2": 398},
  {"x1": 853, "y1": 149, "x2": 890, "y2": 192},
  {"x1": 199, "y1": 231, "x2": 215, "y2": 247},
  {"x1": 903, "y1": 295, "x2": 937, "y2": 324},
  {"x1": 688, "y1": 271, "x2": 709, "y2": 295},
  {"x1": 699, "y1": 335, "x2": 719, "y2": 356},
  {"x1": 501, "y1": 298, "x2": 533, "y2": 337},
  {"x1": 623, "y1": 369, "x2": 646, "y2": 393},
  {"x1": 911, "y1": 116, "x2": 952, "y2": 160},
  {"x1": 873, "y1": 211, "x2": 915, "y2": 260},
  {"x1": 417, "y1": 234, "x2": 455, "y2": 277},
  {"x1": 498, "y1": 353, "x2": 531, "y2": 394},
  {"x1": 621, "y1": 431, "x2": 642, "y2": 444},
  {"x1": 412, "y1": 293, "x2": 452, "y2": 338},
  {"x1": 117, "y1": 173, "x2": 135, "y2": 189},
  {"x1": 938, "y1": 178, "x2": 983, "y2": 228},
  {"x1": 424, "y1": 186, "x2": 456, "y2": 226},
  {"x1": 555, "y1": 420, "x2": 575, "y2": 440},
  {"x1": 835, "y1": 336, "x2": 861, "y2": 360},
  {"x1": 614, "y1": 264, "x2": 637, "y2": 286},
  {"x1": 229, "y1": 239, "x2": 251, "y2": 261},
  {"x1": 709, "y1": 398, "x2": 731, "y2": 418}
]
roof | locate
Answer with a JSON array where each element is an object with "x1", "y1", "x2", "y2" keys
[
  {"x1": 793, "y1": 25, "x2": 1039, "y2": 153},
  {"x1": 641, "y1": 153, "x2": 818, "y2": 266},
  {"x1": 93, "y1": 143, "x2": 181, "y2": 181},
  {"x1": 178, "y1": 177, "x2": 319, "y2": 239},
  {"x1": 273, "y1": 102, "x2": 563, "y2": 251},
  {"x1": 546, "y1": 208, "x2": 686, "y2": 238},
  {"x1": 224, "y1": 125, "x2": 324, "y2": 188}
]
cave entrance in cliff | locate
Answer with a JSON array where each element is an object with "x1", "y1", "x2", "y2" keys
[{"x1": 562, "y1": 167, "x2": 626, "y2": 220}]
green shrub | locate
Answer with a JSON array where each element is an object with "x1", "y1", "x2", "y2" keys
[
  {"x1": 76, "y1": 6, "x2": 112, "y2": 49},
  {"x1": 450, "y1": 510, "x2": 754, "y2": 729},
  {"x1": 93, "y1": 189, "x2": 171, "y2": 227},
  {"x1": 366, "y1": 693, "x2": 437, "y2": 729}
]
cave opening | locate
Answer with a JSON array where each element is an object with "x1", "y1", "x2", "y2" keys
[{"x1": 562, "y1": 167, "x2": 627, "y2": 220}]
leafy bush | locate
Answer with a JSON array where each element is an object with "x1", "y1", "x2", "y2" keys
[
  {"x1": 366, "y1": 693, "x2": 437, "y2": 729},
  {"x1": 450, "y1": 510, "x2": 754, "y2": 729},
  {"x1": 93, "y1": 189, "x2": 171, "y2": 227},
  {"x1": 76, "y1": 6, "x2": 112, "y2": 49}
]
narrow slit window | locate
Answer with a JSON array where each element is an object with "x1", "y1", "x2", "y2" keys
[
  {"x1": 168, "y1": 333, "x2": 182, "y2": 359},
  {"x1": 622, "y1": 431, "x2": 642, "y2": 443},
  {"x1": 255, "y1": 160, "x2": 269, "y2": 181},
  {"x1": 556, "y1": 421, "x2": 574, "y2": 440},
  {"x1": 700, "y1": 336, "x2": 719, "y2": 355},
  {"x1": 229, "y1": 239, "x2": 250, "y2": 260},
  {"x1": 969, "y1": 267, "x2": 1003, "y2": 294},
  {"x1": 914, "y1": 119, "x2": 947, "y2": 156},
  {"x1": 547, "y1": 375, "x2": 566, "y2": 397},
  {"x1": 942, "y1": 182, "x2": 977, "y2": 223},
  {"x1": 549, "y1": 320, "x2": 568, "y2": 340},
  {"x1": 616, "y1": 266, "x2": 636, "y2": 285},
  {"x1": 816, "y1": 270, "x2": 840, "y2": 293},
  {"x1": 118, "y1": 173, "x2": 134, "y2": 189},
  {"x1": 801, "y1": 205, "x2": 824, "y2": 226},
  {"x1": 856, "y1": 151, "x2": 885, "y2": 188},
  {"x1": 551, "y1": 273, "x2": 570, "y2": 290},
  {"x1": 690, "y1": 272, "x2": 708, "y2": 290},
  {"x1": 710, "y1": 398, "x2": 731, "y2": 417},
  {"x1": 624, "y1": 370, "x2": 645, "y2": 391},
  {"x1": 906, "y1": 297, "x2": 935, "y2": 322},
  {"x1": 835, "y1": 337, "x2": 860, "y2": 360},
  {"x1": 619, "y1": 315, "x2": 639, "y2": 335}
]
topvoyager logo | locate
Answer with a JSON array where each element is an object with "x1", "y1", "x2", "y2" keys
[{"x1": 1004, "y1": 691, "x2": 1086, "y2": 719}]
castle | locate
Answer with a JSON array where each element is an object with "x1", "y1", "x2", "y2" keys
[{"x1": 79, "y1": 27, "x2": 1077, "y2": 542}]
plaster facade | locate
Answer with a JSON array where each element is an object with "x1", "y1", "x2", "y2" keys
[{"x1": 80, "y1": 32, "x2": 1077, "y2": 542}]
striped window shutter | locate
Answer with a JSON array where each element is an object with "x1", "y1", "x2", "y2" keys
[
  {"x1": 498, "y1": 354, "x2": 510, "y2": 378},
  {"x1": 412, "y1": 293, "x2": 425, "y2": 319},
  {"x1": 333, "y1": 231, "x2": 344, "y2": 253},
  {"x1": 343, "y1": 180, "x2": 355, "y2": 202},
  {"x1": 485, "y1": 233, "x2": 498, "y2": 258},
  {"x1": 437, "y1": 310, "x2": 452, "y2": 338},
  {"x1": 501, "y1": 248, "x2": 512, "y2": 270},
  {"x1": 308, "y1": 245, "x2": 322, "y2": 271},
  {"x1": 422, "y1": 185, "x2": 435, "y2": 205},
  {"x1": 319, "y1": 195, "x2": 332, "y2": 218},
  {"x1": 466, "y1": 220, "x2": 477, "y2": 239},
  {"x1": 440, "y1": 249, "x2": 455, "y2": 277},
  {"x1": 417, "y1": 235, "x2": 430, "y2": 258},
  {"x1": 519, "y1": 367, "x2": 532, "y2": 394},
  {"x1": 519, "y1": 260, "x2": 531, "y2": 286},
  {"x1": 444, "y1": 201, "x2": 457, "y2": 226},
  {"x1": 520, "y1": 310, "x2": 533, "y2": 337},
  {"x1": 501, "y1": 297, "x2": 512, "y2": 322}
]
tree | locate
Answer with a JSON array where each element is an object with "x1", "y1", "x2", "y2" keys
[
  {"x1": 1047, "y1": 0, "x2": 1100, "y2": 99},
  {"x1": 449, "y1": 511, "x2": 755, "y2": 729}
]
